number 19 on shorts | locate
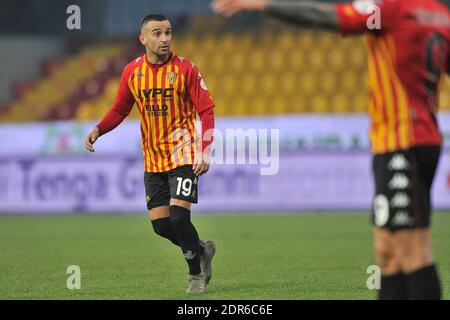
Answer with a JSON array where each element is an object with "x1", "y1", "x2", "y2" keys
[{"x1": 176, "y1": 177, "x2": 193, "y2": 197}]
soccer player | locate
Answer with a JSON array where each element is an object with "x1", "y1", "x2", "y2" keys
[
  {"x1": 212, "y1": 0, "x2": 450, "y2": 299},
  {"x1": 84, "y1": 14, "x2": 217, "y2": 294}
]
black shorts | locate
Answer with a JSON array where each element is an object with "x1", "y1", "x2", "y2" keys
[
  {"x1": 372, "y1": 146, "x2": 441, "y2": 231},
  {"x1": 144, "y1": 165, "x2": 199, "y2": 210}
]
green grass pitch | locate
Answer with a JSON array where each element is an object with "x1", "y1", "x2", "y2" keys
[{"x1": 1, "y1": 212, "x2": 449, "y2": 300}]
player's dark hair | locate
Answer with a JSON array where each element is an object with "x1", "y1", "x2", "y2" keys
[{"x1": 140, "y1": 14, "x2": 169, "y2": 28}]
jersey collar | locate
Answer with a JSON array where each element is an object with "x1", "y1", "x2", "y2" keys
[{"x1": 144, "y1": 51, "x2": 175, "y2": 69}]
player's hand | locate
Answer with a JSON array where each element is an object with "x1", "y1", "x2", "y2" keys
[
  {"x1": 193, "y1": 152, "x2": 211, "y2": 176},
  {"x1": 211, "y1": 0, "x2": 270, "y2": 17},
  {"x1": 85, "y1": 127, "x2": 100, "y2": 152}
]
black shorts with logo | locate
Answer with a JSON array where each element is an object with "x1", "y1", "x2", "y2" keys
[
  {"x1": 372, "y1": 146, "x2": 441, "y2": 231},
  {"x1": 144, "y1": 165, "x2": 199, "y2": 210}
]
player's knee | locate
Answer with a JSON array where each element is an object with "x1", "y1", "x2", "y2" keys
[
  {"x1": 396, "y1": 243, "x2": 433, "y2": 272},
  {"x1": 169, "y1": 205, "x2": 191, "y2": 227},
  {"x1": 151, "y1": 218, "x2": 172, "y2": 238},
  {"x1": 392, "y1": 230, "x2": 433, "y2": 272}
]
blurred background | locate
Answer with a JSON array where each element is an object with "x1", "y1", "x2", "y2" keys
[{"x1": 0, "y1": 0, "x2": 449, "y2": 213}]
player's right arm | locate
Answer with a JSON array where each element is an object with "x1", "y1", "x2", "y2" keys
[{"x1": 85, "y1": 65, "x2": 135, "y2": 152}]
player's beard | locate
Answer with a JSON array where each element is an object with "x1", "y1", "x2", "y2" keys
[{"x1": 147, "y1": 46, "x2": 170, "y2": 63}]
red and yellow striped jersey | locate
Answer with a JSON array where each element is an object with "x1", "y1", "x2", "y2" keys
[
  {"x1": 337, "y1": 0, "x2": 450, "y2": 154},
  {"x1": 97, "y1": 52, "x2": 215, "y2": 172}
]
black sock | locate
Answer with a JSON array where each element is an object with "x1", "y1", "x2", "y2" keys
[
  {"x1": 406, "y1": 264, "x2": 441, "y2": 300},
  {"x1": 378, "y1": 273, "x2": 408, "y2": 300},
  {"x1": 151, "y1": 217, "x2": 205, "y2": 253},
  {"x1": 170, "y1": 205, "x2": 202, "y2": 275},
  {"x1": 151, "y1": 217, "x2": 179, "y2": 246}
]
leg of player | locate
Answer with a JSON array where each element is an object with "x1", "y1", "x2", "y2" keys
[
  {"x1": 393, "y1": 228, "x2": 441, "y2": 300},
  {"x1": 169, "y1": 198, "x2": 206, "y2": 293},
  {"x1": 373, "y1": 228, "x2": 408, "y2": 300},
  {"x1": 149, "y1": 206, "x2": 180, "y2": 245},
  {"x1": 149, "y1": 206, "x2": 209, "y2": 253},
  {"x1": 392, "y1": 147, "x2": 442, "y2": 300}
]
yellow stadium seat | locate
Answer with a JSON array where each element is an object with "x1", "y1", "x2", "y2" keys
[
  {"x1": 222, "y1": 75, "x2": 238, "y2": 96},
  {"x1": 317, "y1": 32, "x2": 337, "y2": 50},
  {"x1": 259, "y1": 74, "x2": 278, "y2": 95},
  {"x1": 320, "y1": 73, "x2": 337, "y2": 94},
  {"x1": 297, "y1": 30, "x2": 316, "y2": 50},
  {"x1": 341, "y1": 71, "x2": 359, "y2": 93},
  {"x1": 241, "y1": 74, "x2": 258, "y2": 96},
  {"x1": 310, "y1": 95, "x2": 330, "y2": 113},
  {"x1": 249, "y1": 51, "x2": 266, "y2": 72},
  {"x1": 228, "y1": 52, "x2": 246, "y2": 73},
  {"x1": 231, "y1": 97, "x2": 249, "y2": 116},
  {"x1": 288, "y1": 95, "x2": 309, "y2": 113},
  {"x1": 289, "y1": 50, "x2": 306, "y2": 70},
  {"x1": 252, "y1": 96, "x2": 269, "y2": 115},
  {"x1": 221, "y1": 34, "x2": 239, "y2": 53},
  {"x1": 208, "y1": 54, "x2": 227, "y2": 73},
  {"x1": 278, "y1": 30, "x2": 297, "y2": 51},
  {"x1": 299, "y1": 73, "x2": 318, "y2": 96},
  {"x1": 273, "y1": 97, "x2": 289, "y2": 114},
  {"x1": 331, "y1": 94, "x2": 351, "y2": 113},
  {"x1": 352, "y1": 93, "x2": 368, "y2": 113},
  {"x1": 280, "y1": 73, "x2": 298, "y2": 96}
]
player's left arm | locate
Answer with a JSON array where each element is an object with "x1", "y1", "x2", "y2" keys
[
  {"x1": 212, "y1": 0, "x2": 339, "y2": 31},
  {"x1": 266, "y1": 0, "x2": 340, "y2": 31},
  {"x1": 212, "y1": 0, "x2": 398, "y2": 35},
  {"x1": 187, "y1": 64, "x2": 216, "y2": 176}
]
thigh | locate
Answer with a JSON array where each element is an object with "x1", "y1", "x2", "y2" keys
[
  {"x1": 148, "y1": 206, "x2": 170, "y2": 221},
  {"x1": 144, "y1": 171, "x2": 170, "y2": 210},
  {"x1": 167, "y1": 165, "x2": 198, "y2": 204},
  {"x1": 373, "y1": 227, "x2": 401, "y2": 275}
]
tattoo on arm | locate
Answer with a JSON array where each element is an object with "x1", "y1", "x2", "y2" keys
[{"x1": 266, "y1": 0, "x2": 340, "y2": 31}]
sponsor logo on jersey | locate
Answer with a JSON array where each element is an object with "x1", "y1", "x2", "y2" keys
[
  {"x1": 141, "y1": 88, "x2": 174, "y2": 99},
  {"x1": 145, "y1": 104, "x2": 169, "y2": 117}
]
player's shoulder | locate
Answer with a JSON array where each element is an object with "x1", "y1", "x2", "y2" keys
[
  {"x1": 123, "y1": 55, "x2": 145, "y2": 74},
  {"x1": 171, "y1": 54, "x2": 199, "y2": 74}
]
